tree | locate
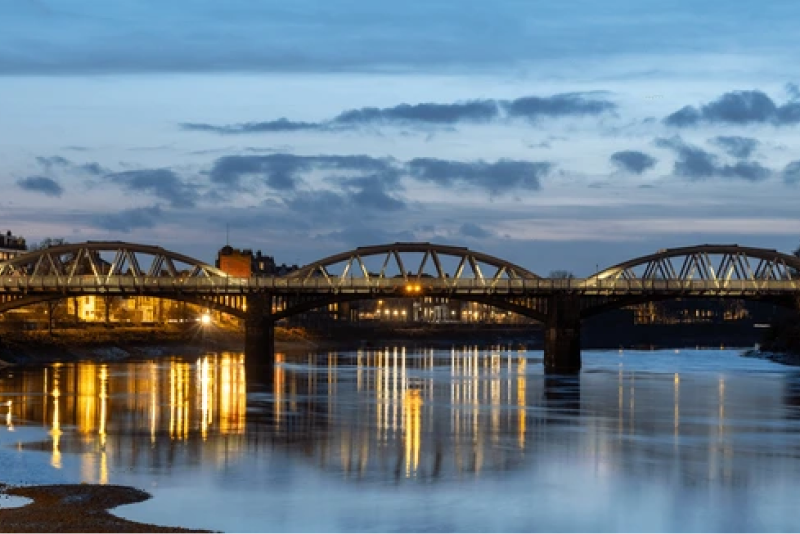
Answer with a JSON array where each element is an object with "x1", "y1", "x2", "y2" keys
[
  {"x1": 28, "y1": 237, "x2": 67, "y2": 252},
  {"x1": 548, "y1": 270, "x2": 576, "y2": 279}
]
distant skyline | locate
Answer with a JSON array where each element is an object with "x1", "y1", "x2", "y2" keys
[{"x1": 2, "y1": 0, "x2": 800, "y2": 275}]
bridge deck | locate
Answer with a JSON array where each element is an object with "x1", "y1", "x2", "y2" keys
[{"x1": 1, "y1": 275, "x2": 798, "y2": 296}]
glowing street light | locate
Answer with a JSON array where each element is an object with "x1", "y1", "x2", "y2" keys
[{"x1": 201, "y1": 313, "x2": 212, "y2": 325}]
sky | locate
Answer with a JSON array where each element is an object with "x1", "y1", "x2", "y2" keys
[{"x1": 1, "y1": 0, "x2": 800, "y2": 276}]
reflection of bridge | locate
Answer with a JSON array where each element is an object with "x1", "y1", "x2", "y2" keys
[{"x1": 1, "y1": 241, "x2": 799, "y2": 372}]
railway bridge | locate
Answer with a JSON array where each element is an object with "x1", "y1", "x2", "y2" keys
[{"x1": 1, "y1": 241, "x2": 798, "y2": 373}]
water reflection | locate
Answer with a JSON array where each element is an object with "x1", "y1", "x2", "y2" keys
[
  {"x1": 2, "y1": 347, "x2": 800, "y2": 531},
  {"x1": 0, "y1": 354, "x2": 247, "y2": 483}
]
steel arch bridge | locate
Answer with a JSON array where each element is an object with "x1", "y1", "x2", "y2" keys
[
  {"x1": 0, "y1": 241, "x2": 247, "y2": 317},
  {"x1": 0, "y1": 241, "x2": 799, "y2": 314},
  {"x1": 1, "y1": 240, "x2": 799, "y2": 372}
]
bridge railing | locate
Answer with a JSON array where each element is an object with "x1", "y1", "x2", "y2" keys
[{"x1": 1, "y1": 275, "x2": 798, "y2": 294}]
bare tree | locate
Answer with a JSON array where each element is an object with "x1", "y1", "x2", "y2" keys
[
  {"x1": 548, "y1": 270, "x2": 576, "y2": 279},
  {"x1": 28, "y1": 237, "x2": 67, "y2": 251}
]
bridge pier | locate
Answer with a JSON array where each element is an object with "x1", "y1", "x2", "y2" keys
[
  {"x1": 244, "y1": 294, "x2": 275, "y2": 384},
  {"x1": 544, "y1": 295, "x2": 582, "y2": 374}
]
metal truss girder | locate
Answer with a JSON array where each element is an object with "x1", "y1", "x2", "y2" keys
[
  {"x1": 286, "y1": 242, "x2": 540, "y2": 285},
  {"x1": 593, "y1": 244, "x2": 800, "y2": 285}
]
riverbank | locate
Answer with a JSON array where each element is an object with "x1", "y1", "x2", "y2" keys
[
  {"x1": 0, "y1": 484, "x2": 212, "y2": 533},
  {"x1": 0, "y1": 324, "x2": 320, "y2": 367},
  {"x1": 746, "y1": 316, "x2": 800, "y2": 366},
  {"x1": 0, "y1": 323, "x2": 539, "y2": 367}
]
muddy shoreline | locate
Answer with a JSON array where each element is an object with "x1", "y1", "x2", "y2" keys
[{"x1": 0, "y1": 484, "x2": 214, "y2": 533}]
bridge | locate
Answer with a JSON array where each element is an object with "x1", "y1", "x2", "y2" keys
[{"x1": 1, "y1": 241, "x2": 798, "y2": 373}]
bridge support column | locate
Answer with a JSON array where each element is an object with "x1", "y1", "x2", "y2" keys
[
  {"x1": 244, "y1": 293, "x2": 275, "y2": 384},
  {"x1": 544, "y1": 295, "x2": 582, "y2": 374}
]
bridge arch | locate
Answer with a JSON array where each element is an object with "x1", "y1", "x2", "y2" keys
[
  {"x1": 582, "y1": 244, "x2": 800, "y2": 318},
  {"x1": 288, "y1": 242, "x2": 540, "y2": 284},
  {"x1": 272, "y1": 292, "x2": 548, "y2": 324},
  {"x1": 591, "y1": 244, "x2": 800, "y2": 282},
  {"x1": 0, "y1": 241, "x2": 241, "y2": 319},
  {"x1": 0, "y1": 293, "x2": 247, "y2": 319},
  {"x1": 0, "y1": 241, "x2": 227, "y2": 278}
]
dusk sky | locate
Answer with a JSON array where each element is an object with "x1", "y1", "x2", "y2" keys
[{"x1": 2, "y1": 0, "x2": 800, "y2": 275}]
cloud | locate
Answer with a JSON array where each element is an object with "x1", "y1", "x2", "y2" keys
[
  {"x1": 503, "y1": 93, "x2": 616, "y2": 121},
  {"x1": 718, "y1": 161, "x2": 771, "y2": 181},
  {"x1": 2, "y1": 2, "x2": 800, "y2": 77},
  {"x1": 609, "y1": 150, "x2": 657, "y2": 174},
  {"x1": 208, "y1": 154, "x2": 397, "y2": 195},
  {"x1": 664, "y1": 90, "x2": 800, "y2": 126},
  {"x1": 786, "y1": 83, "x2": 800, "y2": 101},
  {"x1": 407, "y1": 158, "x2": 551, "y2": 195},
  {"x1": 782, "y1": 161, "x2": 800, "y2": 185},
  {"x1": 209, "y1": 154, "x2": 314, "y2": 191},
  {"x1": 16, "y1": 176, "x2": 64, "y2": 197},
  {"x1": 283, "y1": 190, "x2": 348, "y2": 220},
  {"x1": 710, "y1": 136, "x2": 759, "y2": 159},
  {"x1": 334, "y1": 100, "x2": 500, "y2": 125},
  {"x1": 180, "y1": 93, "x2": 615, "y2": 134},
  {"x1": 35, "y1": 156, "x2": 70, "y2": 169},
  {"x1": 105, "y1": 169, "x2": 198, "y2": 208},
  {"x1": 459, "y1": 223, "x2": 493, "y2": 239},
  {"x1": 655, "y1": 136, "x2": 771, "y2": 181},
  {"x1": 35, "y1": 155, "x2": 109, "y2": 175},
  {"x1": 91, "y1": 205, "x2": 163, "y2": 233},
  {"x1": 340, "y1": 174, "x2": 406, "y2": 212},
  {"x1": 181, "y1": 119, "x2": 320, "y2": 134}
]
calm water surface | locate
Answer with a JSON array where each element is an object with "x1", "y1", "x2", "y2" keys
[{"x1": 1, "y1": 346, "x2": 800, "y2": 532}]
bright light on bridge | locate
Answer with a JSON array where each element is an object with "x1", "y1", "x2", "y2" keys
[{"x1": 201, "y1": 313, "x2": 212, "y2": 325}]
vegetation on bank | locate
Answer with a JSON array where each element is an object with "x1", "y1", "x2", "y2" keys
[{"x1": 758, "y1": 313, "x2": 800, "y2": 362}]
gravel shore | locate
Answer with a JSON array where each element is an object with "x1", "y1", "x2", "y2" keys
[{"x1": 0, "y1": 483, "x2": 214, "y2": 533}]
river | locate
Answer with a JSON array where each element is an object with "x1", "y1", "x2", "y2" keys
[{"x1": 1, "y1": 346, "x2": 800, "y2": 532}]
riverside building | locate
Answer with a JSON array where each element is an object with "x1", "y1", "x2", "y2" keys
[{"x1": 0, "y1": 230, "x2": 27, "y2": 261}]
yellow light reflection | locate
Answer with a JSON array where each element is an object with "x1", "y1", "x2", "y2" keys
[
  {"x1": 50, "y1": 368, "x2": 62, "y2": 469},
  {"x1": 274, "y1": 353, "x2": 285, "y2": 425},
  {"x1": 403, "y1": 389, "x2": 422, "y2": 477},
  {"x1": 99, "y1": 365, "x2": 108, "y2": 484},
  {"x1": 150, "y1": 362, "x2": 158, "y2": 444},
  {"x1": 3, "y1": 400, "x2": 13, "y2": 431}
]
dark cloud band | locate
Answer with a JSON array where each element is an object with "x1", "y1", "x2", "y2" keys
[
  {"x1": 16, "y1": 176, "x2": 64, "y2": 197},
  {"x1": 664, "y1": 90, "x2": 800, "y2": 126},
  {"x1": 610, "y1": 151, "x2": 657, "y2": 174},
  {"x1": 181, "y1": 92, "x2": 616, "y2": 134}
]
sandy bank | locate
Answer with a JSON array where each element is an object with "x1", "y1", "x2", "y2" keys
[{"x1": 0, "y1": 484, "x2": 213, "y2": 533}]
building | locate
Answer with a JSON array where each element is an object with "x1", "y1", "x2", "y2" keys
[
  {"x1": 216, "y1": 246, "x2": 298, "y2": 277},
  {"x1": 0, "y1": 230, "x2": 27, "y2": 261}
]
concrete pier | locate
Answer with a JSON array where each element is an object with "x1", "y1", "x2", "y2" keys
[{"x1": 544, "y1": 295, "x2": 582, "y2": 374}]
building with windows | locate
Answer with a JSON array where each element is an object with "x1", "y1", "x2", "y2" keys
[
  {"x1": 216, "y1": 246, "x2": 299, "y2": 277},
  {"x1": 0, "y1": 230, "x2": 27, "y2": 261}
]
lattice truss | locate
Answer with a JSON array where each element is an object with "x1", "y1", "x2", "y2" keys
[
  {"x1": 595, "y1": 245, "x2": 800, "y2": 284},
  {"x1": 288, "y1": 243, "x2": 539, "y2": 288},
  {"x1": 0, "y1": 242, "x2": 227, "y2": 285}
]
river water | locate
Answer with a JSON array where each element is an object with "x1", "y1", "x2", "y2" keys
[{"x1": 1, "y1": 346, "x2": 800, "y2": 532}]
